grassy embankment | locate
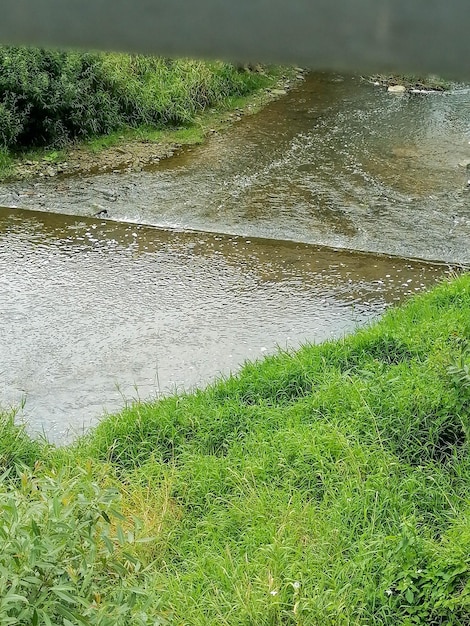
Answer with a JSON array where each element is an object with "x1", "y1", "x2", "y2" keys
[
  {"x1": 0, "y1": 47, "x2": 294, "y2": 180},
  {"x1": 1, "y1": 274, "x2": 470, "y2": 624}
]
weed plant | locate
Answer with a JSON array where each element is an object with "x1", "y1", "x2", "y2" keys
[
  {"x1": 0, "y1": 466, "x2": 164, "y2": 625},
  {"x1": 1, "y1": 274, "x2": 470, "y2": 624},
  {"x1": 0, "y1": 47, "x2": 269, "y2": 151}
]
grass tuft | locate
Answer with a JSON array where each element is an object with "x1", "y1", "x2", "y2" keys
[
  {"x1": 0, "y1": 47, "x2": 276, "y2": 153},
  {"x1": 0, "y1": 410, "x2": 43, "y2": 471}
]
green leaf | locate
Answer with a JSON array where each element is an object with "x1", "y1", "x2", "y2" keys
[
  {"x1": 109, "y1": 508, "x2": 126, "y2": 521},
  {"x1": 38, "y1": 609, "x2": 53, "y2": 626},
  {"x1": 2, "y1": 593, "x2": 28, "y2": 604},
  {"x1": 117, "y1": 525, "x2": 126, "y2": 546},
  {"x1": 405, "y1": 588, "x2": 415, "y2": 604},
  {"x1": 102, "y1": 534, "x2": 115, "y2": 554},
  {"x1": 55, "y1": 605, "x2": 90, "y2": 625},
  {"x1": 111, "y1": 562, "x2": 129, "y2": 576},
  {"x1": 51, "y1": 586, "x2": 79, "y2": 604},
  {"x1": 127, "y1": 587, "x2": 148, "y2": 596},
  {"x1": 52, "y1": 496, "x2": 61, "y2": 518},
  {"x1": 31, "y1": 519, "x2": 41, "y2": 537}
]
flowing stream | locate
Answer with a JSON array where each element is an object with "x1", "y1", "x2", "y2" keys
[{"x1": 0, "y1": 73, "x2": 468, "y2": 441}]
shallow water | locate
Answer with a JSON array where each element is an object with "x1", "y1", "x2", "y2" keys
[
  {"x1": 0, "y1": 73, "x2": 468, "y2": 441},
  {"x1": 1, "y1": 73, "x2": 469, "y2": 262}
]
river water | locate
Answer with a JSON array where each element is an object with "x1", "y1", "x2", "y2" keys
[{"x1": 0, "y1": 73, "x2": 468, "y2": 441}]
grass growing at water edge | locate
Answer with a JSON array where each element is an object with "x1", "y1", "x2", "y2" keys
[
  {"x1": 1, "y1": 274, "x2": 470, "y2": 624},
  {"x1": 0, "y1": 47, "x2": 294, "y2": 180}
]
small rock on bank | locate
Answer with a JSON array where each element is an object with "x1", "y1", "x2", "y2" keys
[{"x1": 388, "y1": 85, "x2": 406, "y2": 94}]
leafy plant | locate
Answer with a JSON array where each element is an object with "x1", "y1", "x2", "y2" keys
[
  {"x1": 384, "y1": 523, "x2": 470, "y2": 625},
  {"x1": 0, "y1": 46, "x2": 269, "y2": 151},
  {"x1": 0, "y1": 467, "x2": 163, "y2": 625}
]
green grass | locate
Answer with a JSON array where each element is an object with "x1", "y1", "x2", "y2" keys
[
  {"x1": 83, "y1": 121, "x2": 209, "y2": 154},
  {"x1": 1, "y1": 274, "x2": 470, "y2": 624},
  {"x1": 0, "y1": 409, "x2": 43, "y2": 472},
  {"x1": 0, "y1": 147, "x2": 14, "y2": 178},
  {"x1": 0, "y1": 50, "x2": 273, "y2": 151}
]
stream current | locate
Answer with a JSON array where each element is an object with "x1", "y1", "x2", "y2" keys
[{"x1": 0, "y1": 73, "x2": 468, "y2": 441}]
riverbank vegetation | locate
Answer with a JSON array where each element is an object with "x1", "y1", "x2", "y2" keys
[
  {"x1": 0, "y1": 46, "x2": 295, "y2": 180},
  {"x1": 1, "y1": 274, "x2": 470, "y2": 624}
]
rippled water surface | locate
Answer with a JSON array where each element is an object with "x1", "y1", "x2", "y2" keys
[
  {"x1": 0, "y1": 73, "x2": 468, "y2": 441},
  {"x1": 0, "y1": 208, "x2": 452, "y2": 441},
  {"x1": 1, "y1": 73, "x2": 469, "y2": 261}
]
